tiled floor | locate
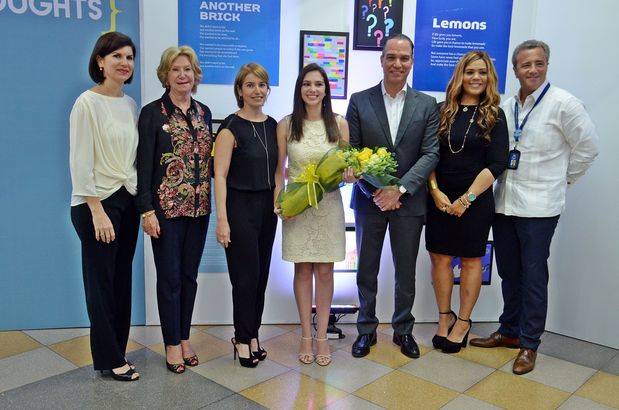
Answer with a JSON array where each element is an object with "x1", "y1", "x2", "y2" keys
[{"x1": 0, "y1": 323, "x2": 617, "y2": 409}]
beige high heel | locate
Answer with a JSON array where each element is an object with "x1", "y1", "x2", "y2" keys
[
  {"x1": 298, "y1": 336, "x2": 314, "y2": 364},
  {"x1": 315, "y1": 337, "x2": 332, "y2": 366}
]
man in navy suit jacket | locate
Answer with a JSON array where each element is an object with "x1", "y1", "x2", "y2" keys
[{"x1": 346, "y1": 34, "x2": 439, "y2": 359}]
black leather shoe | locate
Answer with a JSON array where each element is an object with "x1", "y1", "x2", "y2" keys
[
  {"x1": 351, "y1": 333, "x2": 377, "y2": 358},
  {"x1": 393, "y1": 334, "x2": 420, "y2": 358}
]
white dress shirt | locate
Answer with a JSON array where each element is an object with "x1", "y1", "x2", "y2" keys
[
  {"x1": 69, "y1": 90, "x2": 139, "y2": 206},
  {"x1": 381, "y1": 81, "x2": 407, "y2": 144},
  {"x1": 495, "y1": 81, "x2": 599, "y2": 217}
]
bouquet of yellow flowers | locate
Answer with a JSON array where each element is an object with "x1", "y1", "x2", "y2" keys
[
  {"x1": 337, "y1": 146, "x2": 399, "y2": 189},
  {"x1": 277, "y1": 145, "x2": 399, "y2": 218}
]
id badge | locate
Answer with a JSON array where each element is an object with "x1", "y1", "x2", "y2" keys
[{"x1": 507, "y1": 149, "x2": 521, "y2": 170}]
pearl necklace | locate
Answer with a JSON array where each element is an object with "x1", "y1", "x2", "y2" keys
[{"x1": 447, "y1": 105, "x2": 478, "y2": 154}]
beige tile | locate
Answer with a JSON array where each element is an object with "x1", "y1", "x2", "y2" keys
[
  {"x1": 466, "y1": 371, "x2": 570, "y2": 410},
  {"x1": 297, "y1": 349, "x2": 392, "y2": 393},
  {"x1": 400, "y1": 350, "x2": 494, "y2": 392},
  {"x1": 49, "y1": 335, "x2": 142, "y2": 367},
  {"x1": 559, "y1": 395, "x2": 614, "y2": 410},
  {"x1": 261, "y1": 331, "x2": 308, "y2": 369},
  {"x1": 0, "y1": 331, "x2": 42, "y2": 359},
  {"x1": 275, "y1": 324, "x2": 301, "y2": 332},
  {"x1": 241, "y1": 370, "x2": 348, "y2": 409},
  {"x1": 377, "y1": 323, "x2": 394, "y2": 335},
  {"x1": 193, "y1": 354, "x2": 290, "y2": 392},
  {"x1": 364, "y1": 331, "x2": 429, "y2": 369},
  {"x1": 354, "y1": 370, "x2": 458, "y2": 409},
  {"x1": 148, "y1": 330, "x2": 230, "y2": 363},
  {"x1": 575, "y1": 371, "x2": 619, "y2": 409},
  {"x1": 499, "y1": 353, "x2": 597, "y2": 393},
  {"x1": 441, "y1": 394, "x2": 501, "y2": 410},
  {"x1": 453, "y1": 336, "x2": 519, "y2": 368},
  {"x1": 325, "y1": 394, "x2": 383, "y2": 410}
]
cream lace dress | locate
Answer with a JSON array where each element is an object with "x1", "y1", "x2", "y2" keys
[{"x1": 282, "y1": 119, "x2": 346, "y2": 263}]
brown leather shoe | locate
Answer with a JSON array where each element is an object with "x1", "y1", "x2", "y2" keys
[
  {"x1": 513, "y1": 348, "x2": 537, "y2": 375},
  {"x1": 469, "y1": 332, "x2": 520, "y2": 348}
]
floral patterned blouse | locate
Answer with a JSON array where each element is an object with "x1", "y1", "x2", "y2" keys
[{"x1": 136, "y1": 92, "x2": 213, "y2": 219}]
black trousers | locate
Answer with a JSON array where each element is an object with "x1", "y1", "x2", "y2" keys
[
  {"x1": 494, "y1": 214, "x2": 559, "y2": 350},
  {"x1": 70, "y1": 187, "x2": 139, "y2": 371},
  {"x1": 355, "y1": 211, "x2": 424, "y2": 335},
  {"x1": 224, "y1": 188, "x2": 277, "y2": 344},
  {"x1": 151, "y1": 215, "x2": 208, "y2": 345}
]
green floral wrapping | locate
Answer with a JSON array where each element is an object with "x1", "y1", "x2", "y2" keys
[{"x1": 277, "y1": 148, "x2": 348, "y2": 218}]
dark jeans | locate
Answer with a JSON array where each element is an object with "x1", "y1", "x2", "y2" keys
[
  {"x1": 355, "y1": 211, "x2": 424, "y2": 335},
  {"x1": 224, "y1": 188, "x2": 277, "y2": 344},
  {"x1": 493, "y1": 213, "x2": 560, "y2": 350},
  {"x1": 151, "y1": 215, "x2": 208, "y2": 345},
  {"x1": 70, "y1": 187, "x2": 139, "y2": 370}
]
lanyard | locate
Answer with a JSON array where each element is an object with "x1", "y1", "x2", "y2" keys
[{"x1": 513, "y1": 83, "x2": 551, "y2": 144}]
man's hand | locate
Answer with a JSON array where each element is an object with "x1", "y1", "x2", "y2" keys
[{"x1": 373, "y1": 186, "x2": 402, "y2": 211}]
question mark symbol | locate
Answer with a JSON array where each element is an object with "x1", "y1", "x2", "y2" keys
[
  {"x1": 383, "y1": 6, "x2": 389, "y2": 19},
  {"x1": 366, "y1": 14, "x2": 377, "y2": 37},
  {"x1": 384, "y1": 18, "x2": 394, "y2": 37},
  {"x1": 372, "y1": 3, "x2": 377, "y2": 12},
  {"x1": 374, "y1": 30, "x2": 384, "y2": 46},
  {"x1": 361, "y1": 5, "x2": 369, "y2": 19}
]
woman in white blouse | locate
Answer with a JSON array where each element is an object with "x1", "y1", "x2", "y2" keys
[{"x1": 69, "y1": 32, "x2": 140, "y2": 382}]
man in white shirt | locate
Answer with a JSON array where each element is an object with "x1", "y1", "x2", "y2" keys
[{"x1": 470, "y1": 40, "x2": 599, "y2": 375}]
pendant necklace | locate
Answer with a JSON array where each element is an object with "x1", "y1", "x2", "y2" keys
[
  {"x1": 447, "y1": 105, "x2": 478, "y2": 154},
  {"x1": 250, "y1": 120, "x2": 271, "y2": 187}
]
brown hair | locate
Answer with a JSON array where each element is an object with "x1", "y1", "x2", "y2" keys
[
  {"x1": 88, "y1": 32, "x2": 136, "y2": 84},
  {"x1": 438, "y1": 51, "x2": 500, "y2": 142},
  {"x1": 233, "y1": 63, "x2": 270, "y2": 108},
  {"x1": 288, "y1": 63, "x2": 340, "y2": 143}
]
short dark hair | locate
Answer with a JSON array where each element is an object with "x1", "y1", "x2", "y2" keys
[
  {"x1": 88, "y1": 32, "x2": 136, "y2": 84},
  {"x1": 381, "y1": 33, "x2": 414, "y2": 57}
]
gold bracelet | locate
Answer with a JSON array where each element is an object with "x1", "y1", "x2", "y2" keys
[
  {"x1": 458, "y1": 197, "x2": 469, "y2": 208},
  {"x1": 429, "y1": 180, "x2": 438, "y2": 190},
  {"x1": 141, "y1": 210, "x2": 155, "y2": 219}
]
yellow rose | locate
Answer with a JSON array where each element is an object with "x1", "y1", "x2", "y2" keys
[
  {"x1": 356, "y1": 147, "x2": 373, "y2": 162},
  {"x1": 376, "y1": 147, "x2": 389, "y2": 158}
]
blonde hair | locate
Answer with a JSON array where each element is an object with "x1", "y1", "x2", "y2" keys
[
  {"x1": 233, "y1": 63, "x2": 270, "y2": 108},
  {"x1": 438, "y1": 51, "x2": 500, "y2": 142},
  {"x1": 157, "y1": 45, "x2": 202, "y2": 94}
]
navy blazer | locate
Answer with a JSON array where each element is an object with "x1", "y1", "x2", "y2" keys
[{"x1": 346, "y1": 83, "x2": 439, "y2": 216}]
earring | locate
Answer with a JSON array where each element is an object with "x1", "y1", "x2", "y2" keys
[{"x1": 99, "y1": 67, "x2": 103, "y2": 71}]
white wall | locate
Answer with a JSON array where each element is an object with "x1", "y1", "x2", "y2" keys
[
  {"x1": 141, "y1": 0, "x2": 618, "y2": 348},
  {"x1": 532, "y1": 0, "x2": 619, "y2": 348}
]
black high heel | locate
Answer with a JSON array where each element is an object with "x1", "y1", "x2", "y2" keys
[
  {"x1": 252, "y1": 339, "x2": 267, "y2": 361},
  {"x1": 183, "y1": 355, "x2": 199, "y2": 367},
  {"x1": 110, "y1": 364, "x2": 140, "y2": 381},
  {"x1": 166, "y1": 361, "x2": 186, "y2": 374},
  {"x1": 432, "y1": 310, "x2": 457, "y2": 349},
  {"x1": 232, "y1": 338, "x2": 259, "y2": 368},
  {"x1": 442, "y1": 316, "x2": 472, "y2": 354}
]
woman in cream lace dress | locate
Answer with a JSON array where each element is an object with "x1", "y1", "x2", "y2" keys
[{"x1": 274, "y1": 64, "x2": 352, "y2": 366}]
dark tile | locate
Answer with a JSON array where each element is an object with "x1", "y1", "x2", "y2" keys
[
  {"x1": 601, "y1": 351, "x2": 619, "y2": 376},
  {"x1": 538, "y1": 332, "x2": 618, "y2": 370},
  {"x1": 200, "y1": 394, "x2": 266, "y2": 409},
  {"x1": 0, "y1": 348, "x2": 234, "y2": 410}
]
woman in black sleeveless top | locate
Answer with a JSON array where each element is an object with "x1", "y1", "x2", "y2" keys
[
  {"x1": 425, "y1": 51, "x2": 508, "y2": 354},
  {"x1": 213, "y1": 63, "x2": 278, "y2": 368}
]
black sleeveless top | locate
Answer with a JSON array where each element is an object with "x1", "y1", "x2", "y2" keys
[{"x1": 220, "y1": 114, "x2": 278, "y2": 191}]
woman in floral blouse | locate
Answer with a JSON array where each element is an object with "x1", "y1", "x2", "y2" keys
[{"x1": 136, "y1": 46, "x2": 213, "y2": 374}]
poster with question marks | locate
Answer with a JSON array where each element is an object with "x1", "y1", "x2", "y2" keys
[{"x1": 353, "y1": 0, "x2": 403, "y2": 51}]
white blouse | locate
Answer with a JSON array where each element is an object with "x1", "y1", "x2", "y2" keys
[{"x1": 69, "y1": 90, "x2": 138, "y2": 206}]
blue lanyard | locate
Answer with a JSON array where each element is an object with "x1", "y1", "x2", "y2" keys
[{"x1": 513, "y1": 83, "x2": 551, "y2": 143}]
